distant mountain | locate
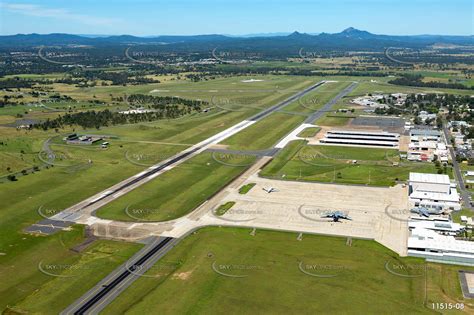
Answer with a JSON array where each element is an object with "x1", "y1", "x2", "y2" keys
[
  {"x1": 336, "y1": 27, "x2": 376, "y2": 39},
  {"x1": 226, "y1": 32, "x2": 294, "y2": 38},
  {"x1": 0, "y1": 28, "x2": 472, "y2": 49}
]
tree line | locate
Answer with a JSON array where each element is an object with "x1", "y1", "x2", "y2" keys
[
  {"x1": 34, "y1": 96, "x2": 206, "y2": 130},
  {"x1": 389, "y1": 74, "x2": 473, "y2": 90}
]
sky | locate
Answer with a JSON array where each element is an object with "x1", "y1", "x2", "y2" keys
[{"x1": 0, "y1": 0, "x2": 472, "y2": 36}]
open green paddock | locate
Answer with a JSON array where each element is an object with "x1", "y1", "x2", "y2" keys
[
  {"x1": 102, "y1": 227, "x2": 473, "y2": 315},
  {"x1": 96, "y1": 152, "x2": 256, "y2": 222},
  {"x1": 346, "y1": 76, "x2": 474, "y2": 97},
  {"x1": 260, "y1": 141, "x2": 446, "y2": 186},
  {"x1": 47, "y1": 75, "x2": 316, "y2": 102}
]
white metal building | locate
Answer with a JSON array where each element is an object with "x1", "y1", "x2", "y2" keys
[
  {"x1": 408, "y1": 173, "x2": 461, "y2": 211},
  {"x1": 319, "y1": 130, "x2": 400, "y2": 148},
  {"x1": 410, "y1": 129, "x2": 442, "y2": 142},
  {"x1": 407, "y1": 228, "x2": 474, "y2": 266}
]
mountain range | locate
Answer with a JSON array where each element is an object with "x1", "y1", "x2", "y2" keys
[{"x1": 0, "y1": 28, "x2": 472, "y2": 49}]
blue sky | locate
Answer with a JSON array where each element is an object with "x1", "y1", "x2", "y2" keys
[{"x1": 0, "y1": 0, "x2": 472, "y2": 36}]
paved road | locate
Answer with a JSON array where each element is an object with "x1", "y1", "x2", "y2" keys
[
  {"x1": 206, "y1": 147, "x2": 279, "y2": 157},
  {"x1": 305, "y1": 82, "x2": 358, "y2": 124},
  {"x1": 62, "y1": 236, "x2": 179, "y2": 315},
  {"x1": 442, "y1": 126, "x2": 473, "y2": 211}
]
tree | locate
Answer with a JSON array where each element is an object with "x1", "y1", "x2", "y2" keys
[{"x1": 7, "y1": 175, "x2": 16, "y2": 181}]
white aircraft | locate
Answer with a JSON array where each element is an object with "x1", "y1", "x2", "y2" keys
[{"x1": 262, "y1": 187, "x2": 279, "y2": 193}]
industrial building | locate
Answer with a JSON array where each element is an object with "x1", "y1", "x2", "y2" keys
[
  {"x1": 407, "y1": 142, "x2": 449, "y2": 162},
  {"x1": 418, "y1": 111, "x2": 437, "y2": 123},
  {"x1": 319, "y1": 130, "x2": 400, "y2": 148},
  {"x1": 408, "y1": 172, "x2": 461, "y2": 211},
  {"x1": 407, "y1": 227, "x2": 474, "y2": 266},
  {"x1": 408, "y1": 219, "x2": 464, "y2": 236},
  {"x1": 64, "y1": 133, "x2": 103, "y2": 145},
  {"x1": 410, "y1": 129, "x2": 442, "y2": 142}
]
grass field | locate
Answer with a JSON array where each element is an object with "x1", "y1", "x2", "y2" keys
[
  {"x1": 7, "y1": 234, "x2": 141, "y2": 314},
  {"x1": 102, "y1": 227, "x2": 473, "y2": 314},
  {"x1": 96, "y1": 152, "x2": 256, "y2": 221},
  {"x1": 315, "y1": 113, "x2": 355, "y2": 126},
  {"x1": 283, "y1": 80, "x2": 352, "y2": 113},
  {"x1": 222, "y1": 112, "x2": 306, "y2": 150},
  {"x1": 347, "y1": 76, "x2": 474, "y2": 97},
  {"x1": 0, "y1": 222, "x2": 141, "y2": 314},
  {"x1": 297, "y1": 127, "x2": 321, "y2": 137},
  {"x1": 0, "y1": 138, "x2": 172, "y2": 312},
  {"x1": 261, "y1": 142, "x2": 446, "y2": 186}
]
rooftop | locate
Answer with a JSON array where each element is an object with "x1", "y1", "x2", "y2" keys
[
  {"x1": 409, "y1": 172, "x2": 450, "y2": 185},
  {"x1": 408, "y1": 228, "x2": 474, "y2": 254},
  {"x1": 410, "y1": 129, "x2": 442, "y2": 136}
]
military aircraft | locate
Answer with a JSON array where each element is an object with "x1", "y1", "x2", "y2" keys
[
  {"x1": 410, "y1": 207, "x2": 443, "y2": 218},
  {"x1": 321, "y1": 211, "x2": 352, "y2": 222},
  {"x1": 262, "y1": 187, "x2": 278, "y2": 193}
]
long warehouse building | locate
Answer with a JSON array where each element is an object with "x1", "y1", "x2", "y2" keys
[{"x1": 319, "y1": 130, "x2": 400, "y2": 148}]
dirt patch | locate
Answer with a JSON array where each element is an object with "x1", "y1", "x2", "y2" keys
[
  {"x1": 173, "y1": 269, "x2": 194, "y2": 280},
  {"x1": 209, "y1": 144, "x2": 230, "y2": 150}
]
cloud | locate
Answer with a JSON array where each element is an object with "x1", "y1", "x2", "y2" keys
[{"x1": 0, "y1": 2, "x2": 120, "y2": 27}]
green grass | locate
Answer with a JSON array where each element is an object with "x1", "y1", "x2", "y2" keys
[
  {"x1": 297, "y1": 127, "x2": 321, "y2": 138},
  {"x1": 261, "y1": 144, "x2": 447, "y2": 186},
  {"x1": 0, "y1": 139, "x2": 174, "y2": 311},
  {"x1": 223, "y1": 112, "x2": 306, "y2": 150},
  {"x1": 316, "y1": 114, "x2": 354, "y2": 126},
  {"x1": 215, "y1": 201, "x2": 236, "y2": 216},
  {"x1": 347, "y1": 76, "x2": 474, "y2": 97},
  {"x1": 96, "y1": 152, "x2": 256, "y2": 221},
  {"x1": 8, "y1": 237, "x2": 141, "y2": 314},
  {"x1": 283, "y1": 80, "x2": 352, "y2": 113},
  {"x1": 102, "y1": 227, "x2": 474, "y2": 314},
  {"x1": 451, "y1": 209, "x2": 474, "y2": 223},
  {"x1": 238, "y1": 183, "x2": 256, "y2": 194}
]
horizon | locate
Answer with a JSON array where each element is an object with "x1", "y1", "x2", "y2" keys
[
  {"x1": 0, "y1": 0, "x2": 472, "y2": 36},
  {"x1": 2, "y1": 27, "x2": 473, "y2": 38}
]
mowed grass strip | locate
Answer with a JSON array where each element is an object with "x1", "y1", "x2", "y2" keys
[
  {"x1": 238, "y1": 183, "x2": 256, "y2": 194},
  {"x1": 297, "y1": 127, "x2": 321, "y2": 138},
  {"x1": 315, "y1": 113, "x2": 354, "y2": 126},
  {"x1": 102, "y1": 227, "x2": 473, "y2": 314},
  {"x1": 96, "y1": 152, "x2": 256, "y2": 221},
  {"x1": 262, "y1": 144, "x2": 446, "y2": 186},
  {"x1": 214, "y1": 201, "x2": 235, "y2": 216},
  {"x1": 222, "y1": 112, "x2": 306, "y2": 151}
]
